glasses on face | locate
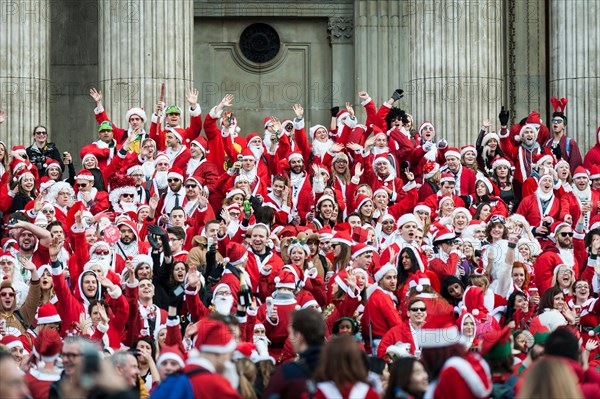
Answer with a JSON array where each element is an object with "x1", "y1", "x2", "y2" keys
[
  {"x1": 551, "y1": 119, "x2": 564, "y2": 124},
  {"x1": 185, "y1": 184, "x2": 197, "y2": 189},
  {"x1": 574, "y1": 285, "x2": 588, "y2": 290},
  {"x1": 559, "y1": 232, "x2": 574, "y2": 237},
  {"x1": 34, "y1": 131, "x2": 47, "y2": 135},
  {"x1": 558, "y1": 269, "x2": 573, "y2": 275},
  {"x1": 1, "y1": 291, "x2": 15, "y2": 298},
  {"x1": 132, "y1": 174, "x2": 144, "y2": 178},
  {"x1": 167, "y1": 178, "x2": 180, "y2": 183},
  {"x1": 410, "y1": 307, "x2": 426, "y2": 312},
  {"x1": 94, "y1": 249, "x2": 110, "y2": 255},
  {"x1": 77, "y1": 183, "x2": 87, "y2": 188},
  {"x1": 121, "y1": 193, "x2": 135, "y2": 198},
  {"x1": 42, "y1": 209, "x2": 55, "y2": 214},
  {"x1": 60, "y1": 352, "x2": 82, "y2": 359}
]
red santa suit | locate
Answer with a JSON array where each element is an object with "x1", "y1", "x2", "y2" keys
[
  {"x1": 280, "y1": 152, "x2": 314, "y2": 222},
  {"x1": 516, "y1": 179, "x2": 561, "y2": 230},
  {"x1": 25, "y1": 369, "x2": 60, "y2": 399},
  {"x1": 377, "y1": 320, "x2": 419, "y2": 359},
  {"x1": 312, "y1": 382, "x2": 379, "y2": 399},
  {"x1": 361, "y1": 286, "x2": 402, "y2": 352},
  {"x1": 499, "y1": 124, "x2": 544, "y2": 183},
  {"x1": 149, "y1": 104, "x2": 203, "y2": 149},
  {"x1": 428, "y1": 353, "x2": 493, "y2": 399}
]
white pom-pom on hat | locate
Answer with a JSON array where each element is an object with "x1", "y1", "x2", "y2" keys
[
  {"x1": 416, "y1": 284, "x2": 423, "y2": 293},
  {"x1": 274, "y1": 276, "x2": 281, "y2": 284},
  {"x1": 222, "y1": 257, "x2": 230, "y2": 264},
  {"x1": 472, "y1": 309, "x2": 480, "y2": 316}
]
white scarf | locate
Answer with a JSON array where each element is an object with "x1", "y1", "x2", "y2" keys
[
  {"x1": 572, "y1": 184, "x2": 592, "y2": 226},
  {"x1": 186, "y1": 157, "x2": 205, "y2": 176},
  {"x1": 166, "y1": 146, "x2": 185, "y2": 166},
  {"x1": 240, "y1": 167, "x2": 258, "y2": 184}
]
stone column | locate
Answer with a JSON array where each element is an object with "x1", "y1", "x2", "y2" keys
[
  {"x1": 354, "y1": 0, "x2": 409, "y2": 121},
  {"x1": 328, "y1": 17, "x2": 355, "y2": 107},
  {"x1": 550, "y1": 0, "x2": 600, "y2": 153},
  {"x1": 0, "y1": 1, "x2": 50, "y2": 146},
  {"x1": 98, "y1": 0, "x2": 194, "y2": 127},
  {"x1": 408, "y1": 0, "x2": 505, "y2": 146}
]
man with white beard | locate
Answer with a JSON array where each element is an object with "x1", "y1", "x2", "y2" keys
[
  {"x1": 561, "y1": 166, "x2": 600, "y2": 229},
  {"x1": 211, "y1": 283, "x2": 235, "y2": 316},
  {"x1": 148, "y1": 152, "x2": 170, "y2": 196},
  {"x1": 108, "y1": 175, "x2": 139, "y2": 213}
]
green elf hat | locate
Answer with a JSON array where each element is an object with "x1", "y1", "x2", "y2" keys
[
  {"x1": 98, "y1": 121, "x2": 113, "y2": 132},
  {"x1": 481, "y1": 326, "x2": 512, "y2": 360}
]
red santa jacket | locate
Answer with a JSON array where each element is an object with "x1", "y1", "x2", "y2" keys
[
  {"x1": 533, "y1": 244, "x2": 580, "y2": 295},
  {"x1": 516, "y1": 191, "x2": 561, "y2": 229},
  {"x1": 431, "y1": 353, "x2": 492, "y2": 399},
  {"x1": 361, "y1": 287, "x2": 402, "y2": 347},
  {"x1": 149, "y1": 104, "x2": 203, "y2": 149},
  {"x1": 376, "y1": 320, "x2": 418, "y2": 358}
]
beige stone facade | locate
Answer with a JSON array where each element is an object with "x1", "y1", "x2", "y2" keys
[{"x1": 0, "y1": 0, "x2": 598, "y2": 158}]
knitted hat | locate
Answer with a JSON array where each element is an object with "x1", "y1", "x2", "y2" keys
[
  {"x1": 32, "y1": 329, "x2": 62, "y2": 363},
  {"x1": 156, "y1": 345, "x2": 185, "y2": 368},
  {"x1": 125, "y1": 107, "x2": 147, "y2": 122},
  {"x1": 225, "y1": 242, "x2": 248, "y2": 266},
  {"x1": 193, "y1": 319, "x2": 236, "y2": 354},
  {"x1": 35, "y1": 303, "x2": 61, "y2": 325}
]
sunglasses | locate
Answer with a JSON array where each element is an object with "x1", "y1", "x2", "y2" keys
[
  {"x1": 185, "y1": 184, "x2": 197, "y2": 189},
  {"x1": 34, "y1": 131, "x2": 48, "y2": 135},
  {"x1": 410, "y1": 307, "x2": 426, "y2": 312},
  {"x1": 42, "y1": 209, "x2": 55, "y2": 214},
  {"x1": 490, "y1": 215, "x2": 506, "y2": 224},
  {"x1": 558, "y1": 232, "x2": 574, "y2": 237},
  {"x1": 1, "y1": 292, "x2": 15, "y2": 298},
  {"x1": 121, "y1": 193, "x2": 135, "y2": 198},
  {"x1": 94, "y1": 249, "x2": 110, "y2": 255},
  {"x1": 551, "y1": 119, "x2": 564, "y2": 124},
  {"x1": 77, "y1": 183, "x2": 88, "y2": 188},
  {"x1": 168, "y1": 178, "x2": 180, "y2": 183}
]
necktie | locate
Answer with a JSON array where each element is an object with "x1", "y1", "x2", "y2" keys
[{"x1": 174, "y1": 193, "x2": 180, "y2": 208}]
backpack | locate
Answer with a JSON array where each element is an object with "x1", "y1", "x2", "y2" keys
[{"x1": 149, "y1": 367, "x2": 209, "y2": 399}]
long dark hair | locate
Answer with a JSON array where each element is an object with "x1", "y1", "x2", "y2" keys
[
  {"x1": 538, "y1": 287, "x2": 563, "y2": 313},
  {"x1": 440, "y1": 276, "x2": 465, "y2": 306},
  {"x1": 397, "y1": 247, "x2": 421, "y2": 286},
  {"x1": 505, "y1": 291, "x2": 527, "y2": 323},
  {"x1": 383, "y1": 358, "x2": 428, "y2": 399},
  {"x1": 421, "y1": 344, "x2": 466, "y2": 380}
]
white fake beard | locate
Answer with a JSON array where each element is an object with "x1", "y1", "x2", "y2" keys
[
  {"x1": 371, "y1": 146, "x2": 389, "y2": 155},
  {"x1": 249, "y1": 145, "x2": 264, "y2": 159},
  {"x1": 120, "y1": 201, "x2": 138, "y2": 213},
  {"x1": 312, "y1": 139, "x2": 333, "y2": 158},
  {"x1": 263, "y1": 130, "x2": 272, "y2": 150},
  {"x1": 88, "y1": 255, "x2": 111, "y2": 274},
  {"x1": 214, "y1": 295, "x2": 234, "y2": 315},
  {"x1": 155, "y1": 172, "x2": 168, "y2": 189}
]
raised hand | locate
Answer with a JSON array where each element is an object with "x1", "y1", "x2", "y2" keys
[
  {"x1": 498, "y1": 106, "x2": 510, "y2": 126},
  {"x1": 358, "y1": 91, "x2": 369, "y2": 101},
  {"x1": 155, "y1": 101, "x2": 165, "y2": 114},
  {"x1": 354, "y1": 163, "x2": 364, "y2": 178},
  {"x1": 345, "y1": 102, "x2": 355, "y2": 118},
  {"x1": 48, "y1": 236, "x2": 61, "y2": 261},
  {"x1": 187, "y1": 268, "x2": 200, "y2": 288},
  {"x1": 147, "y1": 224, "x2": 166, "y2": 237},
  {"x1": 292, "y1": 104, "x2": 304, "y2": 119},
  {"x1": 186, "y1": 88, "x2": 199, "y2": 106},
  {"x1": 482, "y1": 118, "x2": 492, "y2": 128},
  {"x1": 149, "y1": 194, "x2": 159, "y2": 211},
  {"x1": 89, "y1": 88, "x2": 103, "y2": 104},
  {"x1": 346, "y1": 142, "x2": 361, "y2": 152},
  {"x1": 0, "y1": 108, "x2": 5, "y2": 124},
  {"x1": 98, "y1": 304, "x2": 109, "y2": 324},
  {"x1": 272, "y1": 116, "x2": 282, "y2": 132},
  {"x1": 330, "y1": 142, "x2": 344, "y2": 153},
  {"x1": 220, "y1": 94, "x2": 234, "y2": 108},
  {"x1": 345, "y1": 272, "x2": 357, "y2": 291},
  {"x1": 197, "y1": 190, "x2": 208, "y2": 209}
]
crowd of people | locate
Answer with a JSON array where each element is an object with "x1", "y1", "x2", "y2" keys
[{"x1": 0, "y1": 86, "x2": 599, "y2": 399}]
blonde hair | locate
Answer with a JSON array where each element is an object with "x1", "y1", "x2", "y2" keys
[
  {"x1": 235, "y1": 358, "x2": 257, "y2": 399},
  {"x1": 517, "y1": 358, "x2": 583, "y2": 399}
]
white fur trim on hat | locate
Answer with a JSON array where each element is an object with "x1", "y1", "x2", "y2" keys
[
  {"x1": 351, "y1": 245, "x2": 375, "y2": 259},
  {"x1": 288, "y1": 152, "x2": 303, "y2": 163},
  {"x1": 397, "y1": 213, "x2": 420, "y2": 229},
  {"x1": 444, "y1": 149, "x2": 461, "y2": 159},
  {"x1": 125, "y1": 107, "x2": 147, "y2": 122},
  {"x1": 375, "y1": 263, "x2": 397, "y2": 283},
  {"x1": 414, "y1": 204, "x2": 431, "y2": 215}
]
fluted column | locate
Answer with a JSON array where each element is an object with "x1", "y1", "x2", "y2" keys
[
  {"x1": 408, "y1": 0, "x2": 505, "y2": 146},
  {"x1": 355, "y1": 0, "x2": 408, "y2": 120},
  {"x1": 550, "y1": 0, "x2": 600, "y2": 153},
  {"x1": 0, "y1": 1, "x2": 50, "y2": 145},
  {"x1": 98, "y1": 0, "x2": 194, "y2": 126}
]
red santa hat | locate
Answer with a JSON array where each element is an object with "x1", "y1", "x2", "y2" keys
[
  {"x1": 444, "y1": 147, "x2": 461, "y2": 160},
  {"x1": 157, "y1": 345, "x2": 185, "y2": 368},
  {"x1": 533, "y1": 153, "x2": 554, "y2": 170},
  {"x1": 372, "y1": 188, "x2": 389, "y2": 198},
  {"x1": 246, "y1": 133, "x2": 261, "y2": 146},
  {"x1": 14, "y1": 167, "x2": 34, "y2": 182},
  {"x1": 167, "y1": 166, "x2": 184, "y2": 181},
  {"x1": 438, "y1": 195, "x2": 455, "y2": 210},
  {"x1": 408, "y1": 271, "x2": 431, "y2": 292},
  {"x1": 116, "y1": 219, "x2": 140, "y2": 241},
  {"x1": 12, "y1": 145, "x2": 27, "y2": 155},
  {"x1": 193, "y1": 319, "x2": 236, "y2": 354},
  {"x1": 373, "y1": 153, "x2": 393, "y2": 171},
  {"x1": 476, "y1": 176, "x2": 494, "y2": 194},
  {"x1": 240, "y1": 148, "x2": 255, "y2": 161},
  {"x1": 0, "y1": 250, "x2": 17, "y2": 264},
  {"x1": 572, "y1": 166, "x2": 589, "y2": 180},
  {"x1": 355, "y1": 194, "x2": 373, "y2": 211},
  {"x1": 308, "y1": 124, "x2": 327, "y2": 140},
  {"x1": 125, "y1": 107, "x2": 147, "y2": 122},
  {"x1": 418, "y1": 121, "x2": 435, "y2": 135},
  {"x1": 226, "y1": 188, "x2": 245, "y2": 200},
  {"x1": 166, "y1": 127, "x2": 183, "y2": 143},
  {"x1": 32, "y1": 329, "x2": 62, "y2": 363},
  {"x1": 233, "y1": 342, "x2": 257, "y2": 361},
  {"x1": 432, "y1": 226, "x2": 456, "y2": 244},
  {"x1": 319, "y1": 226, "x2": 334, "y2": 240},
  {"x1": 211, "y1": 283, "x2": 232, "y2": 303},
  {"x1": 126, "y1": 165, "x2": 144, "y2": 176},
  {"x1": 462, "y1": 286, "x2": 488, "y2": 319},
  {"x1": 481, "y1": 131, "x2": 500, "y2": 147},
  {"x1": 491, "y1": 157, "x2": 512, "y2": 171},
  {"x1": 590, "y1": 165, "x2": 600, "y2": 180},
  {"x1": 191, "y1": 137, "x2": 209, "y2": 154},
  {"x1": 263, "y1": 116, "x2": 273, "y2": 129},
  {"x1": 154, "y1": 151, "x2": 169, "y2": 166},
  {"x1": 331, "y1": 230, "x2": 353, "y2": 247},
  {"x1": 422, "y1": 161, "x2": 439, "y2": 179},
  {"x1": 0, "y1": 335, "x2": 24, "y2": 350},
  {"x1": 35, "y1": 303, "x2": 62, "y2": 325},
  {"x1": 516, "y1": 123, "x2": 539, "y2": 142},
  {"x1": 414, "y1": 314, "x2": 462, "y2": 348},
  {"x1": 371, "y1": 124, "x2": 386, "y2": 138},
  {"x1": 274, "y1": 270, "x2": 297, "y2": 290},
  {"x1": 351, "y1": 243, "x2": 375, "y2": 259},
  {"x1": 108, "y1": 174, "x2": 137, "y2": 206},
  {"x1": 39, "y1": 177, "x2": 56, "y2": 193},
  {"x1": 550, "y1": 221, "x2": 571, "y2": 240},
  {"x1": 225, "y1": 242, "x2": 248, "y2": 266},
  {"x1": 45, "y1": 158, "x2": 62, "y2": 171},
  {"x1": 75, "y1": 169, "x2": 95, "y2": 182},
  {"x1": 439, "y1": 173, "x2": 455, "y2": 185},
  {"x1": 374, "y1": 261, "x2": 397, "y2": 283},
  {"x1": 537, "y1": 171, "x2": 554, "y2": 184},
  {"x1": 480, "y1": 326, "x2": 512, "y2": 360}
]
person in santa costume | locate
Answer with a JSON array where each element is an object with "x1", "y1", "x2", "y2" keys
[
  {"x1": 416, "y1": 314, "x2": 492, "y2": 399},
  {"x1": 377, "y1": 297, "x2": 427, "y2": 359},
  {"x1": 583, "y1": 127, "x2": 600, "y2": 169},
  {"x1": 186, "y1": 137, "x2": 219, "y2": 193},
  {"x1": 160, "y1": 127, "x2": 192, "y2": 171},
  {"x1": 516, "y1": 171, "x2": 561, "y2": 240},
  {"x1": 361, "y1": 260, "x2": 402, "y2": 355},
  {"x1": 423, "y1": 173, "x2": 467, "y2": 216},
  {"x1": 543, "y1": 99, "x2": 583, "y2": 171},
  {"x1": 442, "y1": 147, "x2": 476, "y2": 199},
  {"x1": 151, "y1": 318, "x2": 241, "y2": 399},
  {"x1": 74, "y1": 169, "x2": 109, "y2": 215},
  {"x1": 247, "y1": 224, "x2": 284, "y2": 301},
  {"x1": 278, "y1": 151, "x2": 314, "y2": 223},
  {"x1": 79, "y1": 121, "x2": 121, "y2": 171},
  {"x1": 145, "y1": 151, "x2": 170, "y2": 197},
  {"x1": 499, "y1": 120, "x2": 545, "y2": 185},
  {"x1": 429, "y1": 226, "x2": 463, "y2": 281},
  {"x1": 24, "y1": 329, "x2": 62, "y2": 399},
  {"x1": 150, "y1": 89, "x2": 202, "y2": 149},
  {"x1": 156, "y1": 166, "x2": 186, "y2": 218},
  {"x1": 90, "y1": 87, "x2": 149, "y2": 154},
  {"x1": 520, "y1": 151, "x2": 557, "y2": 199},
  {"x1": 561, "y1": 166, "x2": 600, "y2": 229}
]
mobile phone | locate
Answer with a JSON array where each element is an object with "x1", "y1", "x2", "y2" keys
[{"x1": 173, "y1": 285, "x2": 185, "y2": 297}]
